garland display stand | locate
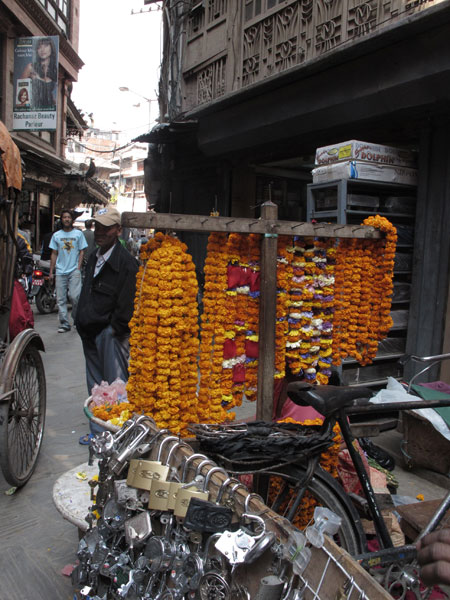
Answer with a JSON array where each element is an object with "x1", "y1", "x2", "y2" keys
[
  {"x1": 122, "y1": 203, "x2": 382, "y2": 421},
  {"x1": 54, "y1": 205, "x2": 394, "y2": 599}
]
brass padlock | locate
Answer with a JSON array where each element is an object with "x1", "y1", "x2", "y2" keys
[
  {"x1": 126, "y1": 459, "x2": 139, "y2": 486},
  {"x1": 165, "y1": 441, "x2": 192, "y2": 511},
  {"x1": 170, "y1": 453, "x2": 209, "y2": 511},
  {"x1": 148, "y1": 438, "x2": 185, "y2": 511},
  {"x1": 131, "y1": 435, "x2": 179, "y2": 490},
  {"x1": 173, "y1": 457, "x2": 213, "y2": 518}
]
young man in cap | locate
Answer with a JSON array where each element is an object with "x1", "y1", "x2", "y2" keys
[
  {"x1": 49, "y1": 209, "x2": 87, "y2": 332},
  {"x1": 75, "y1": 205, "x2": 138, "y2": 442}
]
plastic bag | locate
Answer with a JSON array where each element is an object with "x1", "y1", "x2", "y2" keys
[
  {"x1": 358, "y1": 437, "x2": 396, "y2": 471},
  {"x1": 371, "y1": 377, "x2": 450, "y2": 442},
  {"x1": 91, "y1": 381, "x2": 118, "y2": 406}
]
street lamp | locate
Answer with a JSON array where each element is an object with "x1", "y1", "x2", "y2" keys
[{"x1": 119, "y1": 86, "x2": 158, "y2": 130}]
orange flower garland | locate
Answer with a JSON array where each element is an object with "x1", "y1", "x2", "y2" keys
[
  {"x1": 197, "y1": 232, "x2": 231, "y2": 423},
  {"x1": 332, "y1": 216, "x2": 397, "y2": 366},
  {"x1": 124, "y1": 233, "x2": 200, "y2": 436},
  {"x1": 275, "y1": 236, "x2": 293, "y2": 379}
]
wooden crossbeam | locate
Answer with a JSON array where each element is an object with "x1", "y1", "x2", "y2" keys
[{"x1": 122, "y1": 211, "x2": 382, "y2": 239}]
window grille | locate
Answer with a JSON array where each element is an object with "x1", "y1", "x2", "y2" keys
[
  {"x1": 37, "y1": 0, "x2": 70, "y2": 35},
  {"x1": 207, "y1": 0, "x2": 227, "y2": 23}
]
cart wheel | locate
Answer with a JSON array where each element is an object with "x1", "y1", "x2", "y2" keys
[{"x1": 0, "y1": 333, "x2": 46, "y2": 487}]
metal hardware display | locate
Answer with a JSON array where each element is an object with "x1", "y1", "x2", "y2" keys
[{"x1": 72, "y1": 415, "x2": 352, "y2": 600}]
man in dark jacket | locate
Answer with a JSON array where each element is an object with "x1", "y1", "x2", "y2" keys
[{"x1": 75, "y1": 205, "x2": 138, "y2": 398}]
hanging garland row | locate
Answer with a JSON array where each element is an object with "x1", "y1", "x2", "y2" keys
[{"x1": 92, "y1": 217, "x2": 396, "y2": 435}]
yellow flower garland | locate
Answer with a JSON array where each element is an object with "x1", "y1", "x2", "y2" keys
[
  {"x1": 332, "y1": 216, "x2": 397, "y2": 366},
  {"x1": 108, "y1": 233, "x2": 201, "y2": 437}
]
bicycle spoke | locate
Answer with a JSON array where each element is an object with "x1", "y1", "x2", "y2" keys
[{"x1": 5, "y1": 347, "x2": 44, "y2": 481}]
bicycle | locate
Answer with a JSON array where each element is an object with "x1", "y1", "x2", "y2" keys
[
  {"x1": 0, "y1": 124, "x2": 46, "y2": 487},
  {"x1": 191, "y1": 353, "x2": 450, "y2": 597}
]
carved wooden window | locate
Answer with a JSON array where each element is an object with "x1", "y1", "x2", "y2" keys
[
  {"x1": 207, "y1": 0, "x2": 228, "y2": 23},
  {"x1": 197, "y1": 57, "x2": 226, "y2": 104},
  {"x1": 188, "y1": 2, "x2": 205, "y2": 37},
  {"x1": 245, "y1": 0, "x2": 288, "y2": 21}
]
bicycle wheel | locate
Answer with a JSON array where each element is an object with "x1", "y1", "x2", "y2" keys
[
  {"x1": 262, "y1": 464, "x2": 366, "y2": 556},
  {"x1": 0, "y1": 335, "x2": 46, "y2": 486}
]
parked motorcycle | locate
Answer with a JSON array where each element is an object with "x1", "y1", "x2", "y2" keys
[{"x1": 30, "y1": 265, "x2": 57, "y2": 314}]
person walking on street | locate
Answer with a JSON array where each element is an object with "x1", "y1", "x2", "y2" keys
[
  {"x1": 49, "y1": 209, "x2": 87, "y2": 332},
  {"x1": 75, "y1": 206, "x2": 138, "y2": 419},
  {"x1": 82, "y1": 219, "x2": 95, "y2": 265}
]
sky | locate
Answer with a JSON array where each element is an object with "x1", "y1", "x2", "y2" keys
[{"x1": 72, "y1": 0, "x2": 162, "y2": 140}]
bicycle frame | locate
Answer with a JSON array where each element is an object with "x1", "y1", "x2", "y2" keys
[{"x1": 332, "y1": 353, "x2": 450, "y2": 565}]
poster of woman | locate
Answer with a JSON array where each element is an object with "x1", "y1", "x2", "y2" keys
[{"x1": 13, "y1": 36, "x2": 59, "y2": 131}]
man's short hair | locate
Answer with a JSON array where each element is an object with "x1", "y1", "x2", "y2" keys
[{"x1": 60, "y1": 209, "x2": 73, "y2": 220}]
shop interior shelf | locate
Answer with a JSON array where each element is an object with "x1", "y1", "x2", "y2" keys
[
  {"x1": 343, "y1": 352, "x2": 405, "y2": 365},
  {"x1": 345, "y1": 210, "x2": 415, "y2": 218}
]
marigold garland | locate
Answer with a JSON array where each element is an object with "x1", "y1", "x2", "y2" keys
[
  {"x1": 286, "y1": 236, "x2": 335, "y2": 384},
  {"x1": 332, "y1": 216, "x2": 397, "y2": 366},
  {"x1": 197, "y1": 232, "x2": 231, "y2": 424},
  {"x1": 93, "y1": 233, "x2": 201, "y2": 437}
]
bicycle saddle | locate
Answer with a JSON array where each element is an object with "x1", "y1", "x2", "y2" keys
[{"x1": 287, "y1": 382, "x2": 373, "y2": 417}]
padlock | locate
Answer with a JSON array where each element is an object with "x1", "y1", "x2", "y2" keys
[
  {"x1": 147, "y1": 437, "x2": 182, "y2": 511},
  {"x1": 184, "y1": 467, "x2": 233, "y2": 532},
  {"x1": 165, "y1": 440, "x2": 191, "y2": 511},
  {"x1": 131, "y1": 435, "x2": 178, "y2": 490},
  {"x1": 126, "y1": 459, "x2": 139, "y2": 486},
  {"x1": 174, "y1": 457, "x2": 213, "y2": 518},
  {"x1": 172, "y1": 452, "x2": 210, "y2": 512},
  {"x1": 109, "y1": 420, "x2": 160, "y2": 476},
  {"x1": 124, "y1": 427, "x2": 169, "y2": 488},
  {"x1": 225, "y1": 481, "x2": 248, "y2": 511}
]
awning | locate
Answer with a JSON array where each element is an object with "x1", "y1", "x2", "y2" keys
[
  {"x1": 132, "y1": 121, "x2": 198, "y2": 144},
  {"x1": 0, "y1": 121, "x2": 22, "y2": 190},
  {"x1": 54, "y1": 173, "x2": 110, "y2": 210}
]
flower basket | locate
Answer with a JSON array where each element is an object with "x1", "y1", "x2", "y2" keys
[{"x1": 83, "y1": 397, "x2": 119, "y2": 434}]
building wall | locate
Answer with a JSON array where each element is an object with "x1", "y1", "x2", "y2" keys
[
  {"x1": 170, "y1": 0, "x2": 447, "y2": 118},
  {"x1": 0, "y1": 0, "x2": 83, "y2": 250}
]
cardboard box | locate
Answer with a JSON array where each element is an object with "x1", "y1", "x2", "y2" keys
[
  {"x1": 311, "y1": 161, "x2": 418, "y2": 186},
  {"x1": 315, "y1": 140, "x2": 417, "y2": 168}
]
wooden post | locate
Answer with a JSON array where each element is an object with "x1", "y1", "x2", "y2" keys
[{"x1": 256, "y1": 201, "x2": 279, "y2": 422}]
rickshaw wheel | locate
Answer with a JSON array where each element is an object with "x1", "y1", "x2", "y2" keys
[{"x1": 0, "y1": 335, "x2": 46, "y2": 487}]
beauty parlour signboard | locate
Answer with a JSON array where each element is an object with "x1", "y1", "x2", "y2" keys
[{"x1": 12, "y1": 36, "x2": 59, "y2": 131}]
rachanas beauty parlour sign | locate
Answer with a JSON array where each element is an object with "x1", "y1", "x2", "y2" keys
[{"x1": 13, "y1": 36, "x2": 59, "y2": 131}]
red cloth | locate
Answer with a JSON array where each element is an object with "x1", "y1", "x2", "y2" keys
[
  {"x1": 232, "y1": 364, "x2": 246, "y2": 383},
  {"x1": 337, "y1": 443, "x2": 370, "y2": 496},
  {"x1": 249, "y1": 270, "x2": 260, "y2": 292},
  {"x1": 245, "y1": 339, "x2": 259, "y2": 358},
  {"x1": 227, "y1": 265, "x2": 241, "y2": 288},
  {"x1": 9, "y1": 280, "x2": 34, "y2": 339},
  {"x1": 223, "y1": 339, "x2": 237, "y2": 359}
]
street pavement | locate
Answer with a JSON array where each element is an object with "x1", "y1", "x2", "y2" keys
[{"x1": 0, "y1": 307, "x2": 448, "y2": 599}]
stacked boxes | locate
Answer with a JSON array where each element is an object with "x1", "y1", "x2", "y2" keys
[{"x1": 312, "y1": 140, "x2": 418, "y2": 185}]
